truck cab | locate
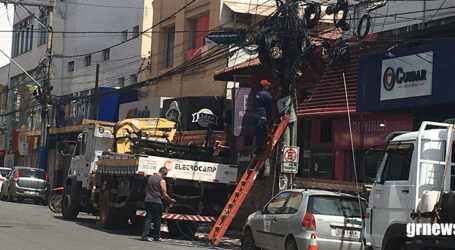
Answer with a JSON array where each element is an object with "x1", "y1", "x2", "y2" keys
[
  {"x1": 366, "y1": 121, "x2": 455, "y2": 249},
  {"x1": 67, "y1": 124, "x2": 114, "y2": 189}
]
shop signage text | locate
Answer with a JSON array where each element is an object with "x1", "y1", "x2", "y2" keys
[
  {"x1": 192, "y1": 108, "x2": 218, "y2": 128},
  {"x1": 380, "y1": 52, "x2": 433, "y2": 101}
]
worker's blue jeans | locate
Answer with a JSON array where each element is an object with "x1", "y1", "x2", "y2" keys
[
  {"x1": 141, "y1": 202, "x2": 162, "y2": 240},
  {"x1": 254, "y1": 116, "x2": 267, "y2": 154}
]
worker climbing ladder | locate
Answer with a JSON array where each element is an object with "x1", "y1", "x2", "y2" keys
[{"x1": 208, "y1": 115, "x2": 290, "y2": 245}]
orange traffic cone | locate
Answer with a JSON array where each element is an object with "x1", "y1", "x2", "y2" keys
[{"x1": 308, "y1": 233, "x2": 317, "y2": 250}]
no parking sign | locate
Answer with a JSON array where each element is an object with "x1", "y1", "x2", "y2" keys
[{"x1": 281, "y1": 146, "x2": 299, "y2": 174}]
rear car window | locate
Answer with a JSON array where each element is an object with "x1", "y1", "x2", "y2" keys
[
  {"x1": 17, "y1": 169, "x2": 46, "y2": 179},
  {"x1": 307, "y1": 196, "x2": 367, "y2": 218},
  {"x1": 0, "y1": 169, "x2": 11, "y2": 177},
  {"x1": 266, "y1": 192, "x2": 291, "y2": 214},
  {"x1": 284, "y1": 192, "x2": 303, "y2": 214}
]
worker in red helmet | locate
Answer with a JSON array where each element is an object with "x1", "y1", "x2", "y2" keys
[{"x1": 254, "y1": 79, "x2": 275, "y2": 156}]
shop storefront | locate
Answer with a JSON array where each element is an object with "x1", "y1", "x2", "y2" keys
[{"x1": 357, "y1": 40, "x2": 455, "y2": 127}]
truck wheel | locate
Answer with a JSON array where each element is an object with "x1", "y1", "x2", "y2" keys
[
  {"x1": 97, "y1": 190, "x2": 116, "y2": 229},
  {"x1": 114, "y1": 208, "x2": 130, "y2": 230},
  {"x1": 167, "y1": 207, "x2": 198, "y2": 240},
  {"x1": 62, "y1": 186, "x2": 79, "y2": 220},
  {"x1": 168, "y1": 220, "x2": 198, "y2": 240}
]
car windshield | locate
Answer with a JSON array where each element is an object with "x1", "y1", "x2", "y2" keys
[
  {"x1": 307, "y1": 195, "x2": 367, "y2": 218},
  {"x1": 0, "y1": 169, "x2": 11, "y2": 177},
  {"x1": 17, "y1": 169, "x2": 46, "y2": 179}
]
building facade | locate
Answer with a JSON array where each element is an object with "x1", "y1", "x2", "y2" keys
[
  {"x1": 145, "y1": 0, "x2": 274, "y2": 98},
  {"x1": 6, "y1": 0, "x2": 152, "y2": 185}
]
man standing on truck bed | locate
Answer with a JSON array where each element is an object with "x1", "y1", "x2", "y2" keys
[{"x1": 141, "y1": 167, "x2": 176, "y2": 242}]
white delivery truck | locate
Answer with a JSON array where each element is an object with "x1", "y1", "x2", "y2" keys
[
  {"x1": 61, "y1": 119, "x2": 237, "y2": 238},
  {"x1": 364, "y1": 121, "x2": 455, "y2": 249}
]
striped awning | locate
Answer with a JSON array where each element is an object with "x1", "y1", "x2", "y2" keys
[{"x1": 224, "y1": 1, "x2": 276, "y2": 16}]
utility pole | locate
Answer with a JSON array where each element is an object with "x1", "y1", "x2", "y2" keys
[
  {"x1": 93, "y1": 64, "x2": 100, "y2": 120},
  {"x1": 251, "y1": 0, "x2": 313, "y2": 190},
  {"x1": 39, "y1": 1, "x2": 54, "y2": 171}
]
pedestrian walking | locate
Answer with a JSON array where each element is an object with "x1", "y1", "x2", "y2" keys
[
  {"x1": 254, "y1": 79, "x2": 279, "y2": 156},
  {"x1": 141, "y1": 167, "x2": 176, "y2": 242}
]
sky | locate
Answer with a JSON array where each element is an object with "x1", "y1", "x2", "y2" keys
[{"x1": 0, "y1": 4, "x2": 14, "y2": 68}]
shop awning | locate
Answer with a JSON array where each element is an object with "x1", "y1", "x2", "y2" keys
[
  {"x1": 224, "y1": 2, "x2": 335, "y2": 22},
  {"x1": 224, "y1": 1, "x2": 276, "y2": 16},
  {"x1": 297, "y1": 56, "x2": 359, "y2": 117}
]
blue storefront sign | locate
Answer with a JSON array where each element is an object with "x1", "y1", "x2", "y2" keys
[{"x1": 357, "y1": 40, "x2": 455, "y2": 111}]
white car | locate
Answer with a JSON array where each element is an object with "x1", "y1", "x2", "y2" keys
[
  {"x1": 0, "y1": 167, "x2": 12, "y2": 193},
  {"x1": 242, "y1": 189, "x2": 368, "y2": 250}
]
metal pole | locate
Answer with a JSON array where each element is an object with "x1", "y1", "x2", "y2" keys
[
  {"x1": 40, "y1": 2, "x2": 54, "y2": 171},
  {"x1": 93, "y1": 64, "x2": 100, "y2": 120}
]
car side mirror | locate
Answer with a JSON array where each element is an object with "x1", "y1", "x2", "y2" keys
[{"x1": 261, "y1": 207, "x2": 267, "y2": 214}]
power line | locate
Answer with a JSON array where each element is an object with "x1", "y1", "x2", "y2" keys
[
  {"x1": 10, "y1": 0, "x2": 276, "y2": 105},
  {"x1": 54, "y1": 0, "x2": 197, "y2": 58},
  {"x1": 0, "y1": 29, "x2": 220, "y2": 34},
  {"x1": 48, "y1": 0, "x2": 277, "y2": 84},
  {"x1": 56, "y1": 44, "x2": 237, "y2": 102},
  {"x1": 63, "y1": 0, "x2": 153, "y2": 10}
]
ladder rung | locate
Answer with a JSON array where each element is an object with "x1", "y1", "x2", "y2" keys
[{"x1": 208, "y1": 115, "x2": 290, "y2": 245}]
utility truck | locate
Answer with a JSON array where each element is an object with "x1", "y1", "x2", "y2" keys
[
  {"x1": 364, "y1": 121, "x2": 455, "y2": 249},
  {"x1": 61, "y1": 118, "x2": 237, "y2": 238}
]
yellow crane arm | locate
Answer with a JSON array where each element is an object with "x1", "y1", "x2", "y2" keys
[{"x1": 115, "y1": 118, "x2": 177, "y2": 154}]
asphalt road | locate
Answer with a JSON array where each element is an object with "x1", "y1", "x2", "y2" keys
[{"x1": 0, "y1": 199, "x2": 240, "y2": 250}]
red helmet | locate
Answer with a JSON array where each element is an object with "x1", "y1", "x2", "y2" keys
[{"x1": 259, "y1": 79, "x2": 271, "y2": 86}]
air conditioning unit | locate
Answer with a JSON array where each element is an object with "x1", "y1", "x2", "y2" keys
[{"x1": 235, "y1": 13, "x2": 253, "y2": 24}]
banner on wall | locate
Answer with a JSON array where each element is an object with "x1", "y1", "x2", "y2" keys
[{"x1": 234, "y1": 88, "x2": 257, "y2": 136}]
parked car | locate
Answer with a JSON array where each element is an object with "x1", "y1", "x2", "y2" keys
[
  {"x1": 0, "y1": 166, "x2": 49, "y2": 204},
  {"x1": 241, "y1": 189, "x2": 368, "y2": 250},
  {"x1": 0, "y1": 167, "x2": 11, "y2": 190}
]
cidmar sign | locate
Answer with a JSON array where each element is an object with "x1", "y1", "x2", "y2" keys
[{"x1": 380, "y1": 52, "x2": 433, "y2": 101}]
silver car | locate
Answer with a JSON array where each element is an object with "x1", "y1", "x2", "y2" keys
[
  {"x1": 242, "y1": 189, "x2": 368, "y2": 250},
  {"x1": 0, "y1": 167, "x2": 48, "y2": 204}
]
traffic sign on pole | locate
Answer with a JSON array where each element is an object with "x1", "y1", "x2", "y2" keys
[{"x1": 281, "y1": 146, "x2": 300, "y2": 174}]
